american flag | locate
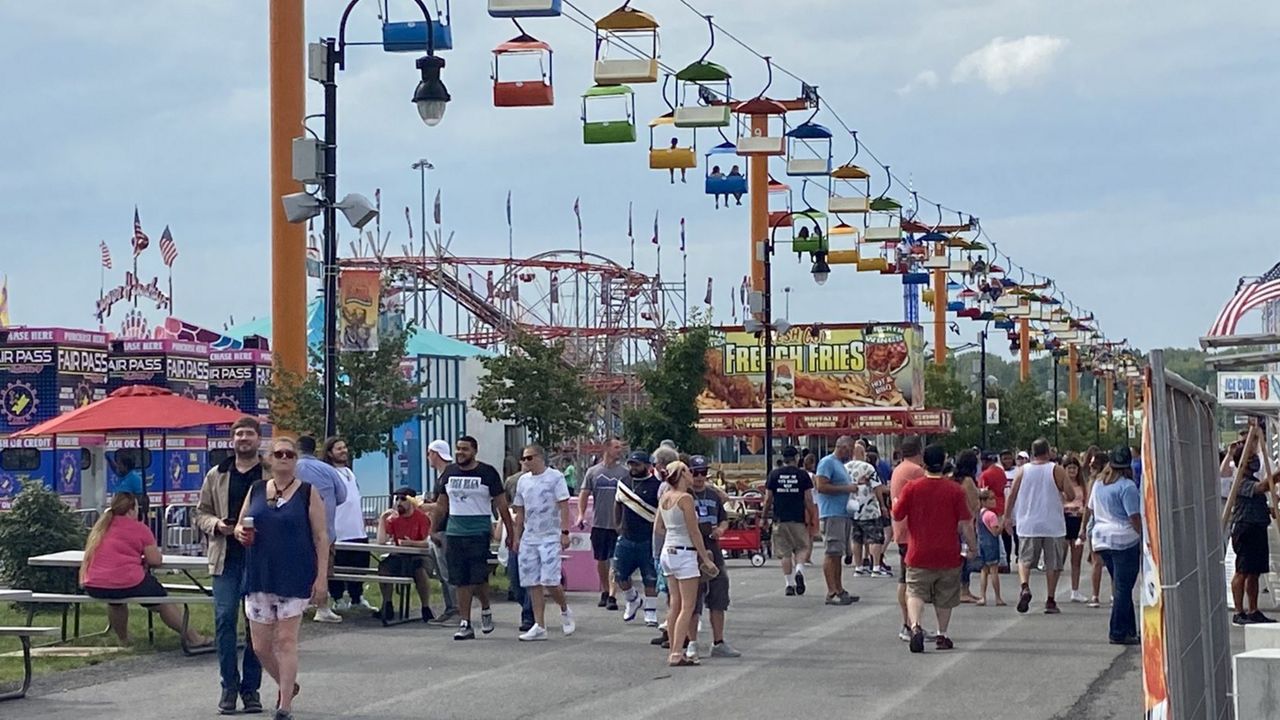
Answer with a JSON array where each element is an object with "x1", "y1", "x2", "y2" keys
[
  {"x1": 433, "y1": 189, "x2": 442, "y2": 225},
  {"x1": 132, "y1": 207, "x2": 149, "y2": 256},
  {"x1": 651, "y1": 210, "x2": 659, "y2": 246},
  {"x1": 159, "y1": 226, "x2": 177, "y2": 267},
  {"x1": 99, "y1": 240, "x2": 113, "y2": 270},
  {"x1": 1208, "y1": 260, "x2": 1280, "y2": 336},
  {"x1": 680, "y1": 218, "x2": 686, "y2": 253},
  {"x1": 704, "y1": 277, "x2": 713, "y2": 305}
]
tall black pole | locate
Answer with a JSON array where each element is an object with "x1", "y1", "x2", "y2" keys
[
  {"x1": 763, "y1": 237, "x2": 774, "y2": 473},
  {"x1": 980, "y1": 327, "x2": 988, "y2": 451},
  {"x1": 1052, "y1": 355, "x2": 1060, "y2": 448},
  {"x1": 1093, "y1": 373, "x2": 1101, "y2": 446},
  {"x1": 322, "y1": 37, "x2": 339, "y2": 441}
]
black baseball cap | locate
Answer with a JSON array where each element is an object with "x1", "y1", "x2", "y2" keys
[
  {"x1": 393, "y1": 486, "x2": 417, "y2": 498},
  {"x1": 781, "y1": 445, "x2": 800, "y2": 458},
  {"x1": 689, "y1": 455, "x2": 710, "y2": 472},
  {"x1": 1108, "y1": 446, "x2": 1133, "y2": 469},
  {"x1": 627, "y1": 451, "x2": 652, "y2": 465}
]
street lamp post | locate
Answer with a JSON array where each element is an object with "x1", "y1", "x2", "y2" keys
[
  {"x1": 1052, "y1": 350, "x2": 1060, "y2": 448},
  {"x1": 754, "y1": 214, "x2": 827, "y2": 472},
  {"x1": 302, "y1": 0, "x2": 448, "y2": 440},
  {"x1": 411, "y1": 158, "x2": 434, "y2": 329}
]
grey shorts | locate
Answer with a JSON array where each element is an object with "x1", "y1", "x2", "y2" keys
[
  {"x1": 772, "y1": 521, "x2": 810, "y2": 558},
  {"x1": 822, "y1": 516, "x2": 853, "y2": 556},
  {"x1": 1018, "y1": 536, "x2": 1068, "y2": 572}
]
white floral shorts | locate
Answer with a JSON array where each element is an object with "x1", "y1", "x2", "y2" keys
[{"x1": 244, "y1": 592, "x2": 310, "y2": 624}]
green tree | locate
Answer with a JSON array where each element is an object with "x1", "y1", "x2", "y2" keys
[
  {"x1": 472, "y1": 331, "x2": 599, "y2": 447},
  {"x1": 985, "y1": 380, "x2": 1053, "y2": 453},
  {"x1": 923, "y1": 362, "x2": 981, "y2": 453},
  {"x1": 624, "y1": 323, "x2": 713, "y2": 454},
  {"x1": 267, "y1": 324, "x2": 427, "y2": 458},
  {"x1": 0, "y1": 480, "x2": 86, "y2": 592}
]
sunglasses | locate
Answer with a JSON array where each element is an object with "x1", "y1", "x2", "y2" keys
[
  {"x1": 520, "y1": 455, "x2": 539, "y2": 462},
  {"x1": 272, "y1": 450, "x2": 297, "y2": 460}
]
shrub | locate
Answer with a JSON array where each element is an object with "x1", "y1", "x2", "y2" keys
[{"x1": 0, "y1": 479, "x2": 86, "y2": 592}]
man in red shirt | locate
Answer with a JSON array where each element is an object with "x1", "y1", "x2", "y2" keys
[
  {"x1": 376, "y1": 486, "x2": 434, "y2": 622},
  {"x1": 978, "y1": 452, "x2": 1011, "y2": 572},
  {"x1": 889, "y1": 437, "x2": 926, "y2": 641},
  {"x1": 893, "y1": 445, "x2": 978, "y2": 653}
]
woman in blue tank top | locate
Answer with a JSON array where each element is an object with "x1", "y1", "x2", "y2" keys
[{"x1": 234, "y1": 437, "x2": 329, "y2": 719}]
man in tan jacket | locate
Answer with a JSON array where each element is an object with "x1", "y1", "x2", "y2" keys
[{"x1": 195, "y1": 416, "x2": 269, "y2": 715}]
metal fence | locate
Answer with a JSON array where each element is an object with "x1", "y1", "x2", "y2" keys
[{"x1": 1145, "y1": 349, "x2": 1233, "y2": 720}]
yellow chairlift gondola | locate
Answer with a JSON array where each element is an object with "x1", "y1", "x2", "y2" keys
[
  {"x1": 492, "y1": 31, "x2": 554, "y2": 107},
  {"x1": 594, "y1": 3, "x2": 660, "y2": 85},
  {"x1": 829, "y1": 163, "x2": 871, "y2": 215},
  {"x1": 582, "y1": 84, "x2": 636, "y2": 144},
  {"x1": 649, "y1": 112, "x2": 696, "y2": 182},
  {"x1": 673, "y1": 16, "x2": 731, "y2": 128}
]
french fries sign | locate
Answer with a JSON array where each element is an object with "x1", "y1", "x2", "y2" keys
[{"x1": 698, "y1": 323, "x2": 924, "y2": 413}]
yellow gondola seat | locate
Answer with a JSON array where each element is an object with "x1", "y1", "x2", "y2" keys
[{"x1": 594, "y1": 5, "x2": 660, "y2": 84}]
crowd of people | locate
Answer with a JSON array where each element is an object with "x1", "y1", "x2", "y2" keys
[{"x1": 75, "y1": 411, "x2": 1264, "y2": 717}]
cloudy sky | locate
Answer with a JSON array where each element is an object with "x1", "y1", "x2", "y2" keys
[{"x1": 1, "y1": 0, "x2": 1276, "y2": 352}]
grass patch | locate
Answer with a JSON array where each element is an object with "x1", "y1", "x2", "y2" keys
[{"x1": 0, "y1": 565, "x2": 513, "y2": 688}]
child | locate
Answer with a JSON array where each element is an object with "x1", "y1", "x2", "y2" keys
[{"x1": 976, "y1": 489, "x2": 1006, "y2": 606}]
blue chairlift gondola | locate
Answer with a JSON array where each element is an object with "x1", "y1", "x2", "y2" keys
[
  {"x1": 383, "y1": 0, "x2": 452, "y2": 53},
  {"x1": 705, "y1": 141, "x2": 746, "y2": 203}
]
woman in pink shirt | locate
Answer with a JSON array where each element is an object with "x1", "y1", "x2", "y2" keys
[{"x1": 80, "y1": 493, "x2": 209, "y2": 647}]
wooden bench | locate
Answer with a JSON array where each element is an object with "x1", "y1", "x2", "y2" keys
[
  {"x1": 330, "y1": 571, "x2": 419, "y2": 627},
  {"x1": 0, "y1": 626, "x2": 59, "y2": 701},
  {"x1": 21, "y1": 593, "x2": 215, "y2": 657}
]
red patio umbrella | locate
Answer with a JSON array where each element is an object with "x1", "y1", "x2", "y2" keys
[{"x1": 14, "y1": 385, "x2": 250, "y2": 436}]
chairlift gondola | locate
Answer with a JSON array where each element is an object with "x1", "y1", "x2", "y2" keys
[
  {"x1": 734, "y1": 98, "x2": 787, "y2": 156},
  {"x1": 704, "y1": 141, "x2": 746, "y2": 203},
  {"x1": 768, "y1": 177, "x2": 792, "y2": 228},
  {"x1": 492, "y1": 34, "x2": 554, "y2": 107},
  {"x1": 674, "y1": 62, "x2": 732, "y2": 128},
  {"x1": 382, "y1": 0, "x2": 452, "y2": 52},
  {"x1": 649, "y1": 113, "x2": 696, "y2": 174},
  {"x1": 594, "y1": 5, "x2": 660, "y2": 84},
  {"x1": 582, "y1": 84, "x2": 636, "y2": 144},
  {"x1": 488, "y1": 0, "x2": 561, "y2": 17},
  {"x1": 785, "y1": 122, "x2": 833, "y2": 177}
]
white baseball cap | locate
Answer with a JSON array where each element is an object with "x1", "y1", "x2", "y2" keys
[{"x1": 428, "y1": 439, "x2": 453, "y2": 462}]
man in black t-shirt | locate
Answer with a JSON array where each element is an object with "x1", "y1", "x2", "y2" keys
[
  {"x1": 430, "y1": 436, "x2": 513, "y2": 641},
  {"x1": 764, "y1": 446, "x2": 817, "y2": 597},
  {"x1": 613, "y1": 452, "x2": 662, "y2": 626}
]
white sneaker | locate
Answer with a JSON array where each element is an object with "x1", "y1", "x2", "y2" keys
[
  {"x1": 658, "y1": 620, "x2": 668, "y2": 632},
  {"x1": 898, "y1": 625, "x2": 912, "y2": 642},
  {"x1": 561, "y1": 609, "x2": 576, "y2": 636},
  {"x1": 1070, "y1": 590, "x2": 1087, "y2": 603},
  {"x1": 518, "y1": 624, "x2": 548, "y2": 642},
  {"x1": 313, "y1": 607, "x2": 343, "y2": 624},
  {"x1": 356, "y1": 597, "x2": 376, "y2": 611},
  {"x1": 623, "y1": 596, "x2": 642, "y2": 622},
  {"x1": 334, "y1": 599, "x2": 351, "y2": 612},
  {"x1": 644, "y1": 609, "x2": 658, "y2": 627}
]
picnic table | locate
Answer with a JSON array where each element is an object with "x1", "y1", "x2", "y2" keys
[
  {"x1": 27, "y1": 550, "x2": 211, "y2": 595},
  {"x1": 331, "y1": 541, "x2": 434, "y2": 626}
]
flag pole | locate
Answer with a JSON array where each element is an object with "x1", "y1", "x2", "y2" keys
[{"x1": 168, "y1": 265, "x2": 174, "y2": 318}]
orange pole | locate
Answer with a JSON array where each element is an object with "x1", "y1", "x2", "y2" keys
[
  {"x1": 1068, "y1": 345, "x2": 1079, "y2": 401},
  {"x1": 1126, "y1": 378, "x2": 1135, "y2": 436},
  {"x1": 932, "y1": 245, "x2": 946, "y2": 366},
  {"x1": 1105, "y1": 373, "x2": 1115, "y2": 418},
  {"x1": 270, "y1": 0, "x2": 307, "y2": 381},
  {"x1": 748, "y1": 115, "x2": 768, "y2": 302},
  {"x1": 1019, "y1": 318, "x2": 1030, "y2": 382}
]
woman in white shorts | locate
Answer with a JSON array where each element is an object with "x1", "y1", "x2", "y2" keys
[
  {"x1": 655, "y1": 461, "x2": 717, "y2": 667},
  {"x1": 235, "y1": 437, "x2": 329, "y2": 719}
]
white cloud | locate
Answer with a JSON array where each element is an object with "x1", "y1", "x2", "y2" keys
[
  {"x1": 952, "y1": 35, "x2": 1069, "y2": 93},
  {"x1": 896, "y1": 70, "x2": 939, "y2": 96}
]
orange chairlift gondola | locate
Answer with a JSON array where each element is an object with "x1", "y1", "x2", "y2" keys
[
  {"x1": 492, "y1": 25, "x2": 554, "y2": 107},
  {"x1": 488, "y1": 0, "x2": 561, "y2": 17},
  {"x1": 734, "y1": 57, "x2": 788, "y2": 157},
  {"x1": 594, "y1": 2, "x2": 660, "y2": 85},
  {"x1": 768, "y1": 176, "x2": 793, "y2": 228}
]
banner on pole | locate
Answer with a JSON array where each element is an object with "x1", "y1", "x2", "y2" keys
[
  {"x1": 985, "y1": 398, "x2": 1000, "y2": 425},
  {"x1": 338, "y1": 269, "x2": 381, "y2": 352}
]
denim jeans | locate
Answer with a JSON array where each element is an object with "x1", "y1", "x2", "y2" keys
[
  {"x1": 507, "y1": 547, "x2": 535, "y2": 626},
  {"x1": 213, "y1": 554, "x2": 261, "y2": 693},
  {"x1": 1099, "y1": 544, "x2": 1141, "y2": 641}
]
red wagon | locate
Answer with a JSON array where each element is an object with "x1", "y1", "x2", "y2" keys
[{"x1": 720, "y1": 494, "x2": 769, "y2": 567}]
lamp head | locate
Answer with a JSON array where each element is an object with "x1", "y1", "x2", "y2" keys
[
  {"x1": 810, "y1": 251, "x2": 831, "y2": 286},
  {"x1": 281, "y1": 192, "x2": 323, "y2": 224},
  {"x1": 414, "y1": 55, "x2": 450, "y2": 127}
]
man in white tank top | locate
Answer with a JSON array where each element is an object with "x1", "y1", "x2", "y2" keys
[{"x1": 1003, "y1": 438, "x2": 1075, "y2": 615}]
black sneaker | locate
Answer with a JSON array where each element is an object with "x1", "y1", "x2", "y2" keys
[
  {"x1": 785, "y1": 586, "x2": 797, "y2": 596},
  {"x1": 241, "y1": 691, "x2": 263, "y2": 714},
  {"x1": 650, "y1": 630, "x2": 668, "y2": 646},
  {"x1": 218, "y1": 689, "x2": 239, "y2": 715},
  {"x1": 843, "y1": 554, "x2": 853, "y2": 566},
  {"x1": 1016, "y1": 587, "x2": 1032, "y2": 614},
  {"x1": 422, "y1": 606, "x2": 435, "y2": 623},
  {"x1": 794, "y1": 572, "x2": 806, "y2": 596},
  {"x1": 909, "y1": 625, "x2": 925, "y2": 654},
  {"x1": 1109, "y1": 636, "x2": 1141, "y2": 645},
  {"x1": 1249, "y1": 611, "x2": 1278, "y2": 624},
  {"x1": 519, "y1": 620, "x2": 534, "y2": 632},
  {"x1": 598, "y1": 592, "x2": 609, "y2": 608},
  {"x1": 454, "y1": 620, "x2": 476, "y2": 640},
  {"x1": 1234, "y1": 613, "x2": 1255, "y2": 626},
  {"x1": 606, "y1": 596, "x2": 618, "y2": 611},
  {"x1": 374, "y1": 601, "x2": 395, "y2": 621}
]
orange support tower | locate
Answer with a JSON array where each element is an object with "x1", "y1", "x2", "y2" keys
[
  {"x1": 749, "y1": 115, "x2": 768, "y2": 297},
  {"x1": 1019, "y1": 318, "x2": 1031, "y2": 382},
  {"x1": 1068, "y1": 345, "x2": 1079, "y2": 401},
  {"x1": 933, "y1": 267, "x2": 947, "y2": 366},
  {"x1": 269, "y1": 0, "x2": 308, "y2": 382}
]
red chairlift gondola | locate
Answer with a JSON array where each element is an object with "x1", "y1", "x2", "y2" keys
[{"x1": 492, "y1": 33, "x2": 554, "y2": 107}]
